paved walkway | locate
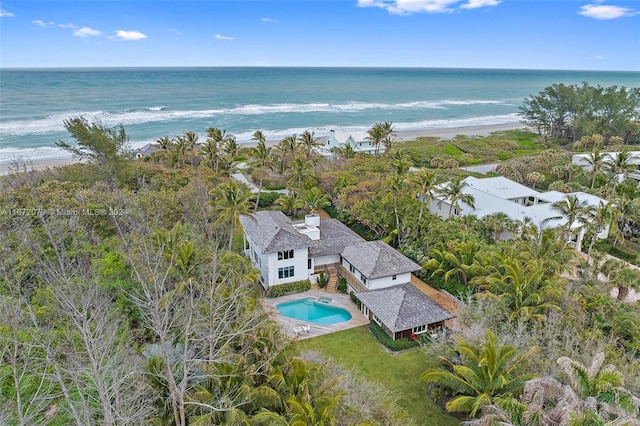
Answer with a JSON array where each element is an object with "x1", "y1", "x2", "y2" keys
[
  {"x1": 577, "y1": 252, "x2": 640, "y2": 303},
  {"x1": 231, "y1": 171, "x2": 288, "y2": 195},
  {"x1": 259, "y1": 289, "x2": 369, "y2": 340}
]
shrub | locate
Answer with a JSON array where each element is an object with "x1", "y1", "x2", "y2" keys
[
  {"x1": 369, "y1": 322, "x2": 420, "y2": 351},
  {"x1": 350, "y1": 292, "x2": 361, "y2": 308},
  {"x1": 323, "y1": 204, "x2": 339, "y2": 219},
  {"x1": 442, "y1": 144, "x2": 464, "y2": 157},
  {"x1": 337, "y1": 277, "x2": 348, "y2": 293},
  {"x1": 317, "y1": 272, "x2": 328, "y2": 289},
  {"x1": 266, "y1": 280, "x2": 311, "y2": 297},
  {"x1": 265, "y1": 185, "x2": 286, "y2": 191},
  {"x1": 253, "y1": 191, "x2": 280, "y2": 208}
]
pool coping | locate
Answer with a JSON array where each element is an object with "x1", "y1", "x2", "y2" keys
[{"x1": 259, "y1": 289, "x2": 370, "y2": 340}]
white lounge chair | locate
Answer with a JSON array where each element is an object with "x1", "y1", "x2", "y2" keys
[
  {"x1": 302, "y1": 325, "x2": 311, "y2": 333},
  {"x1": 293, "y1": 326, "x2": 302, "y2": 335}
]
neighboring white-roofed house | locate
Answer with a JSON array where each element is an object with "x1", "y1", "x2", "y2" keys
[
  {"x1": 316, "y1": 130, "x2": 382, "y2": 157},
  {"x1": 429, "y1": 176, "x2": 610, "y2": 251},
  {"x1": 572, "y1": 150, "x2": 640, "y2": 182}
]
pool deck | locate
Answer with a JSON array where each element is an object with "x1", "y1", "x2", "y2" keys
[{"x1": 259, "y1": 289, "x2": 370, "y2": 340}]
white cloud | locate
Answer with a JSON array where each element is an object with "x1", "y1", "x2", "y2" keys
[
  {"x1": 594, "y1": 55, "x2": 607, "y2": 59},
  {"x1": 74, "y1": 26, "x2": 102, "y2": 37},
  {"x1": 461, "y1": 0, "x2": 501, "y2": 9},
  {"x1": 0, "y1": 5, "x2": 14, "y2": 17},
  {"x1": 358, "y1": 0, "x2": 499, "y2": 14},
  {"x1": 33, "y1": 19, "x2": 54, "y2": 27},
  {"x1": 262, "y1": 17, "x2": 280, "y2": 23},
  {"x1": 579, "y1": 4, "x2": 632, "y2": 19},
  {"x1": 58, "y1": 23, "x2": 77, "y2": 29},
  {"x1": 113, "y1": 30, "x2": 147, "y2": 40},
  {"x1": 215, "y1": 34, "x2": 235, "y2": 40}
]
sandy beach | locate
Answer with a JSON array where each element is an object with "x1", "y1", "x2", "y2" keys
[{"x1": 0, "y1": 122, "x2": 525, "y2": 176}]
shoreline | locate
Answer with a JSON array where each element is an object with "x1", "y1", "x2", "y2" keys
[{"x1": 0, "y1": 122, "x2": 525, "y2": 176}]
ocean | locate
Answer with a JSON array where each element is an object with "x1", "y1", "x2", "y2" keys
[{"x1": 1, "y1": 67, "x2": 638, "y2": 163}]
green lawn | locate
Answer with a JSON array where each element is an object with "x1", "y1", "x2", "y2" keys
[{"x1": 298, "y1": 326, "x2": 460, "y2": 426}]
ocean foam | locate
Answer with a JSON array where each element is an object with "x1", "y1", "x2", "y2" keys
[{"x1": 0, "y1": 99, "x2": 509, "y2": 137}]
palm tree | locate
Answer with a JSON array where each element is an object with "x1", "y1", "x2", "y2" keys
[
  {"x1": 515, "y1": 228, "x2": 578, "y2": 276},
  {"x1": 201, "y1": 139, "x2": 220, "y2": 170},
  {"x1": 286, "y1": 157, "x2": 313, "y2": 195},
  {"x1": 172, "y1": 135, "x2": 189, "y2": 168},
  {"x1": 365, "y1": 122, "x2": 387, "y2": 155},
  {"x1": 254, "y1": 358, "x2": 345, "y2": 426},
  {"x1": 297, "y1": 130, "x2": 322, "y2": 160},
  {"x1": 250, "y1": 131, "x2": 273, "y2": 212},
  {"x1": 380, "y1": 121, "x2": 396, "y2": 154},
  {"x1": 299, "y1": 187, "x2": 331, "y2": 213},
  {"x1": 611, "y1": 192, "x2": 640, "y2": 246},
  {"x1": 275, "y1": 135, "x2": 299, "y2": 173},
  {"x1": 584, "y1": 148, "x2": 612, "y2": 189},
  {"x1": 156, "y1": 135, "x2": 174, "y2": 151},
  {"x1": 608, "y1": 149, "x2": 638, "y2": 182},
  {"x1": 557, "y1": 353, "x2": 640, "y2": 419},
  {"x1": 421, "y1": 329, "x2": 536, "y2": 417},
  {"x1": 424, "y1": 240, "x2": 483, "y2": 287},
  {"x1": 479, "y1": 255, "x2": 563, "y2": 323},
  {"x1": 209, "y1": 180, "x2": 253, "y2": 250},
  {"x1": 585, "y1": 201, "x2": 618, "y2": 259},
  {"x1": 224, "y1": 136, "x2": 239, "y2": 159},
  {"x1": 332, "y1": 143, "x2": 356, "y2": 160},
  {"x1": 275, "y1": 194, "x2": 303, "y2": 217},
  {"x1": 600, "y1": 258, "x2": 640, "y2": 301},
  {"x1": 207, "y1": 127, "x2": 235, "y2": 172},
  {"x1": 411, "y1": 168, "x2": 439, "y2": 221},
  {"x1": 546, "y1": 194, "x2": 590, "y2": 247},
  {"x1": 468, "y1": 355, "x2": 640, "y2": 426},
  {"x1": 438, "y1": 177, "x2": 476, "y2": 217},
  {"x1": 482, "y1": 212, "x2": 515, "y2": 242}
]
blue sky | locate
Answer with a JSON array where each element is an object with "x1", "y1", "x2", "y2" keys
[{"x1": 1, "y1": 1, "x2": 639, "y2": 70}]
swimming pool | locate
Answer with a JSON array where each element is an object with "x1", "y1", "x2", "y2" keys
[{"x1": 276, "y1": 298, "x2": 352, "y2": 325}]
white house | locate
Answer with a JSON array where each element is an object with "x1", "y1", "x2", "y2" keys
[
  {"x1": 429, "y1": 176, "x2": 610, "y2": 249},
  {"x1": 240, "y1": 210, "x2": 455, "y2": 340},
  {"x1": 572, "y1": 151, "x2": 640, "y2": 182},
  {"x1": 240, "y1": 210, "x2": 420, "y2": 289},
  {"x1": 340, "y1": 240, "x2": 420, "y2": 292},
  {"x1": 316, "y1": 130, "x2": 383, "y2": 157}
]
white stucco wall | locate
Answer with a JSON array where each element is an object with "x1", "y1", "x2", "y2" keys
[
  {"x1": 341, "y1": 258, "x2": 412, "y2": 290},
  {"x1": 429, "y1": 198, "x2": 454, "y2": 219},
  {"x1": 313, "y1": 254, "x2": 340, "y2": 267},
  {"x1": 367, "y1": 272, "x2": 412, "y2": 290},
  {"x1": 266, "y1": 247, "x2": 309, "y2": 286}
]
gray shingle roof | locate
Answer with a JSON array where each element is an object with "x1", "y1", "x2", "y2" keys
[
  {"x1": 308, "y1": 218, "x2": 365, "y2": 257},
  {"x1": 356, "y1": 283, "x2": 454, "y2": 332},
  {"x1": 341, "y1": 240, "x2": 420, "y2": 279},
  {"x1": 239, "y1": 211, "x2": 312, "y2": 254}
]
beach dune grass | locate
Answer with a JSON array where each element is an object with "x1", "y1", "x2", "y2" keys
[
  {"x1": 400, "y1": 129, "x2": 543, "y2": 165},
  {"x1": 298, "y1": 326, "x2": 459, "y2": 426}
]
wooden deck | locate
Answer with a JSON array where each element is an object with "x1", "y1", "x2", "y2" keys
[
  {"x1": 409, "y1": 274, "x2": 465, "y2": 331},
  {"x1": 259, "y1": 289, "x2": 370, "y2": 340}
]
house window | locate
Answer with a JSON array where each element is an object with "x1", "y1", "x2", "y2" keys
[
  {"x1": 413, "y1": 325, "x2": 427, "y2": 334},
  {"x1": 278, "y1": 250, "x2": 294, "y2": 260},
  {"x1": 308, "y1": 259, "x2": 312, "y2": 270},
  {"x1": 349, "y1": 264, "x2": 355, "y2": 274},
  {"x1": 372, "y1": 314, "x2": 381, "y2": 326},
  {"x1": 278, "y1": 266, "x2": 295, "y2": 279},
  {"x1": 392, "y1": 275, "x2": 397, "y2": 280},
  {"x1": 360, "y1": 274, "x2": 367, "y2": 286}
]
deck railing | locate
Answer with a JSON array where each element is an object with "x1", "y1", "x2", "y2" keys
[{"x1": 337, "y1": 266, "x2": 368, "y2": 293}]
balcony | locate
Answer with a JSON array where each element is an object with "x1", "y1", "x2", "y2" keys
[{"x1": 337, "y1": 265, "x2": 368, "y2": 293}]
